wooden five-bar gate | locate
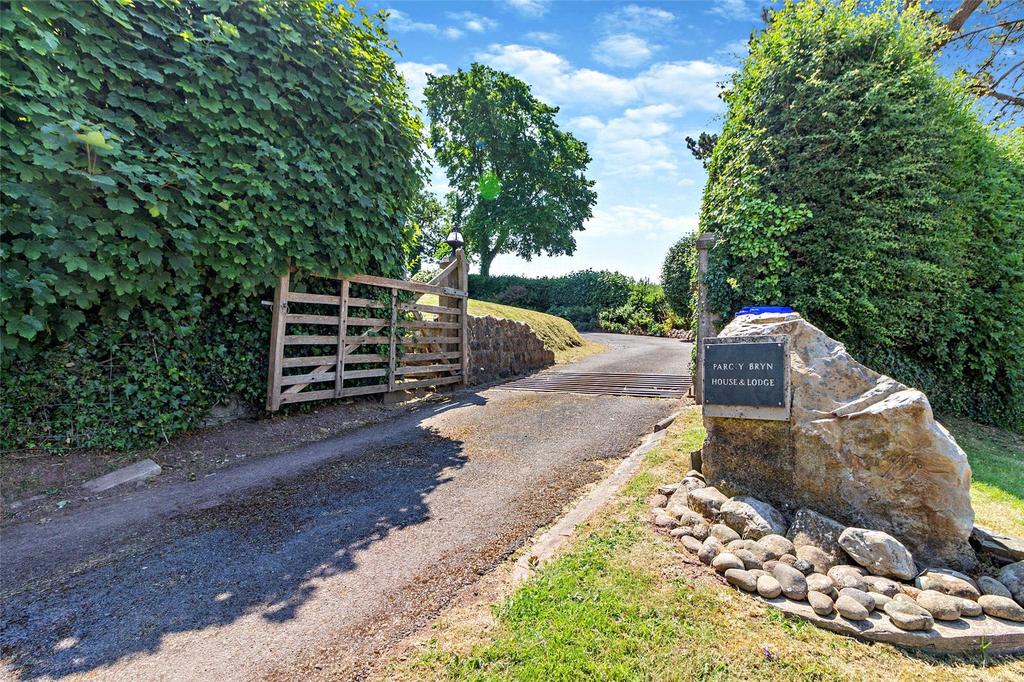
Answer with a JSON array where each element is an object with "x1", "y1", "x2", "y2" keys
[{"x1": 266, "y1": 250, "x2": 469, "y2": 411}]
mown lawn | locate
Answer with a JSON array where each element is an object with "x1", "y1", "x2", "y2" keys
[
  {"x1": 418, "y1": 295, "x2": 604, "y2": 363},
  {"x1": 389, "y1": 407, "x2": 1024, "y2": 682}
]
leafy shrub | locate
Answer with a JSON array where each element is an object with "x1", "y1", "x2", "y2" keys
[
  {"x1": 1, "y1": 296, "x2": 267, "y2": 451},
  {"x1": 497, "y1": 285, "x2": 533, "y2": 308},
  {"x1": 661, "y1": 234, "x2": 696, "y2": 323},
  {"x1": 1, "y1": 0, "x2": 423, "y2": 354},
  {"x1": 469, "y1": 270, "x2": 673, "y2": 334},
  {"x1": 699, "y1": 0, "x2": 1024, "y2": 429},
  {"x1": 0, "y1": 0, "x2": 424, "y2": 450},
  {"x1": 598, "y1": 281, "x2": 672, "y2": 336}
]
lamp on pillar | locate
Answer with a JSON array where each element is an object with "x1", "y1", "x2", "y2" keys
[{"x1": 445, "y1": 229, "x2": 465, "y2": 253}]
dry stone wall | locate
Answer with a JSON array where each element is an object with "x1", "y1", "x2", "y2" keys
[{"x1": 467, "y1": 315, "x2": 554, "y2": 385}]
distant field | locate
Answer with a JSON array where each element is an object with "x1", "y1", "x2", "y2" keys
[{"x1": 418, "y1": 295, "x2": 604, "y2": 364}]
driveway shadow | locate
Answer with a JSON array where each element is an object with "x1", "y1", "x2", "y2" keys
[{"x1": 0, "y1": 422, "x2": 468, "y2": 679}]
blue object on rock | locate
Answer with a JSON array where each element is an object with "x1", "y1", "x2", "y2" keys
[{"x1": 736, "y1": 306, "x2": 794, "y2": 316}]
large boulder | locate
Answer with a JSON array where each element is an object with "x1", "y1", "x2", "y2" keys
[{"x1": 701, "y1": 313, "x2": 975, "y2": 570}]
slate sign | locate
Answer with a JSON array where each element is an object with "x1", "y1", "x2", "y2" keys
[{"x1": 703, "y1": 339, "x2": 787, "y2": 408}]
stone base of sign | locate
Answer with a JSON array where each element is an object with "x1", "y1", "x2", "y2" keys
[
  {"x1": 652, "y1": 481, "x2": 1024, "y2": 656},
  {"x1": 757, "y1": 593, "x2": 1024, "y2": 655},
  {"x1": 701, "y1": 312, "x2": 975, "y2": 570}
]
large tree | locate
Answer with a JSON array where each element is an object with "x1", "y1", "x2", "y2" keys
[
  {"x1": 406, "y1": 190, "x2": 454, "y2": 274},
  {"x1": 931, "y1": 0, "x2": 1023, "y2": 124},
  {"x1": 424, "y1": 64, "x2": 597, "y2": 276}
]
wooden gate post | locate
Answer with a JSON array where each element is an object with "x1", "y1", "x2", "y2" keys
[
  {"x1": 266, "y1": 264, "x2": 290, "y2": 411},
  {"x1": 694, "y1": 232, "x2": 719, "y2": 404},
  {"x1": 458, "y1": 248, "x2": 469, "y2": 384}
]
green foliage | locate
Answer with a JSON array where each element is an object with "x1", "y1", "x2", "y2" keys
[
  {"x1": 424, "y1": 63, "x2": 597, "y2": 276},
  {"x1": 660, "y1": 234, "x2": 696, "y2": 323},
  {"x1": 1, "y1": 295, "x2": 268, "y2": 451},
  {"x1": 1, "y1": 0, "x2": 425, "y2": 451},
  {"x1": 469, "y1": 270, "x2": 674, "y2": 335},
  {"x1": 1, "y1": 0, "x2": 424, "y2": 354},
  {"x1": 684, "y1": 132, "x2": 718, "y2": 169},
  {"x1": 700, "y1": 0, "x2": 1024, "y2": 429},
  {"x1": 407, "y1": 190, "x2": 454, "y2": 273},
  {"x1": 597, "y1": 280, "x2": 672, "y2": 337}
]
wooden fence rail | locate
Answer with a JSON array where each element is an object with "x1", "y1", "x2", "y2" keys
[{"x1": 266, "y1": 250, "x2": 469, "y2": 411}]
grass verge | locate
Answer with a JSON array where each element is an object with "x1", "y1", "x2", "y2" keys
[
  {"x1": 386, "y1": 407, "x2": 1024, "y2": 682},
  {"x1": 419, "y1": 295, "x2": 604, "y2": 364},
  {"x1": 947, "y1": 416, "x2": 1024, "y2": 537}
]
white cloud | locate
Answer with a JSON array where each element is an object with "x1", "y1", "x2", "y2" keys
[
  {"x1": 444, "y1": 27, "x2": 464, "y2": 40},
  {"x1": 593, "y1": 33, "x2": 656, "y2": 68},
  {"x1": 386, "y1": 8, "x2": 438, "y2": 34},
  {"x1": 523, "y1": 31, "x2": 559, "y2": 45},
  {"x1": 597, "y1": 4, "x2": 676, "y2": 35},
  {"x1": 397, "y1": 61, "x2": 448, "y2": 109},
  {"x1": 447, "y1": 11, "x2": 498, "y2": 33},
  {"x1": 503, "y1": 0, "x2": 550, "y2": 17},
  {"x1": 709, "y1": 0, "x2": 759, "y2": 21},
  {"x1": 570, "y1": 104, "x2": 686, "y2": 178},
  {"x1": 586, "y1": 204, "x2": 698, "y2": 239},
  {"x1": 476, "y1": 44, "x2": 731, "y2": 111}
]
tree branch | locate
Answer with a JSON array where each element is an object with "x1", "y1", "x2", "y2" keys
[
  {"x1": 936, "y1": 19, "x2": 1024, "y2": 47},
  {"x1": 987, "y1": 90, "x2": 1024, "y2": 108},
  {"x1": 947, "y1": 0, "x2": 983, "y2": 34}
]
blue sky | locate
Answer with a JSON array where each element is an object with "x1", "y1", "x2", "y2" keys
[{"x1": 364, "y1": 0, "x2": 769, "y2": 281}]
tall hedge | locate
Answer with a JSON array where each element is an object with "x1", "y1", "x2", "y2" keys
[
  {"x1": 700, "y1": 0, "x2": 1024, "y2": 429},
  {"x1": 0, "y1": 0, "x2": 424, "y2": 450},
  {"x1": 1, "y1": 0, "x2": 424, "y2": 353}
]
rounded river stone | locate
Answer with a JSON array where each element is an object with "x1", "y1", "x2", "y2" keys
[
  {"x1": 916, "y1": 590, "x2": 961, "y2": 621},
  {"x1": 712, "y1": 552, "x2": 745, "y2": 573},
  {"x1": 978, "y1": 576, "x2": 1013, "y2": 599},
  {"x1": 838, "y1": 587, "x2": 876, "y2": 612},
  {"x1": 808, "y1": 591, "x2": 835, "y2": 616},
  {"x1": 725, "y1": 568, "x2": 758, "y2": 592},
  {"x1": 884, "y1": 600, "x2": 934, "y2": 631},
  {"x1": 681, "y1": 535, "x2": 704, "y2": 554},
  {"x1": 978, "y1": 595, "x2": 1024, "y2": 622},
  {"x1": 710, "y1": 523, "x2": 740, "y2": 544},
  {"x1": 835, "y1": 595, "x2": 870, "y2": 621},
  {"x1": 757, "y1": 574, "x2": 783, "y2": 599},
  {"x1": 772, "y1": 563, "x2": 808, "y2": 601}
]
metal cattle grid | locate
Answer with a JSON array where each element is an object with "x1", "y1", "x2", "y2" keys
[{"x1": 499, "y1": 371, "x2": 691, "y2": 399}]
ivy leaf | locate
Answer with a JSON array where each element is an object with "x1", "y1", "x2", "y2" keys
[{"x1": 107, "y1": 196, "x2": 138, "y2": 213}]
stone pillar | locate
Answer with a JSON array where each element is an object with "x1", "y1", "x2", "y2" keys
[{"x1": 694, "y1": 232, "x2": 719, "y2": 404}]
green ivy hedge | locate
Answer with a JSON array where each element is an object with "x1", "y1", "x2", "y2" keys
[
  {"x1": 1, "y1": 295, "x2": 268, "y2": 451},
  {"x1": 1, "y1": 0, "x2": 424, "y2": 451},
  {"x1": 1, "y1": 0, "x2": 423, "y2": 354},
  {"x1": 700, "y1": 0, "x2": 1024, "y2": 430}
]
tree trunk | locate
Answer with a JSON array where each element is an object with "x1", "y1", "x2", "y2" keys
[{"x1": 479, "y1": 252, "x2": 493, "y2": 277}]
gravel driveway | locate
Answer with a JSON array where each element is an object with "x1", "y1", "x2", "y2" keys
[{"x1": 0, "y1": 334, "x2": 691, "y2": 681}]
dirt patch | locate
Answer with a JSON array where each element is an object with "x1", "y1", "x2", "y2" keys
[{"x1": 0, "y1": 395, "x2": 421, "y2": 527}]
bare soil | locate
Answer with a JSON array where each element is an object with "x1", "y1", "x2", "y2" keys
[{"x1": 1, "y1": 397, "x2": 400, "y2": 526}]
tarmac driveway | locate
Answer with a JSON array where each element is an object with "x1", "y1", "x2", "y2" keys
[{"x1": 0, "y1": 334, "x2": 691, "y2": 681}]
